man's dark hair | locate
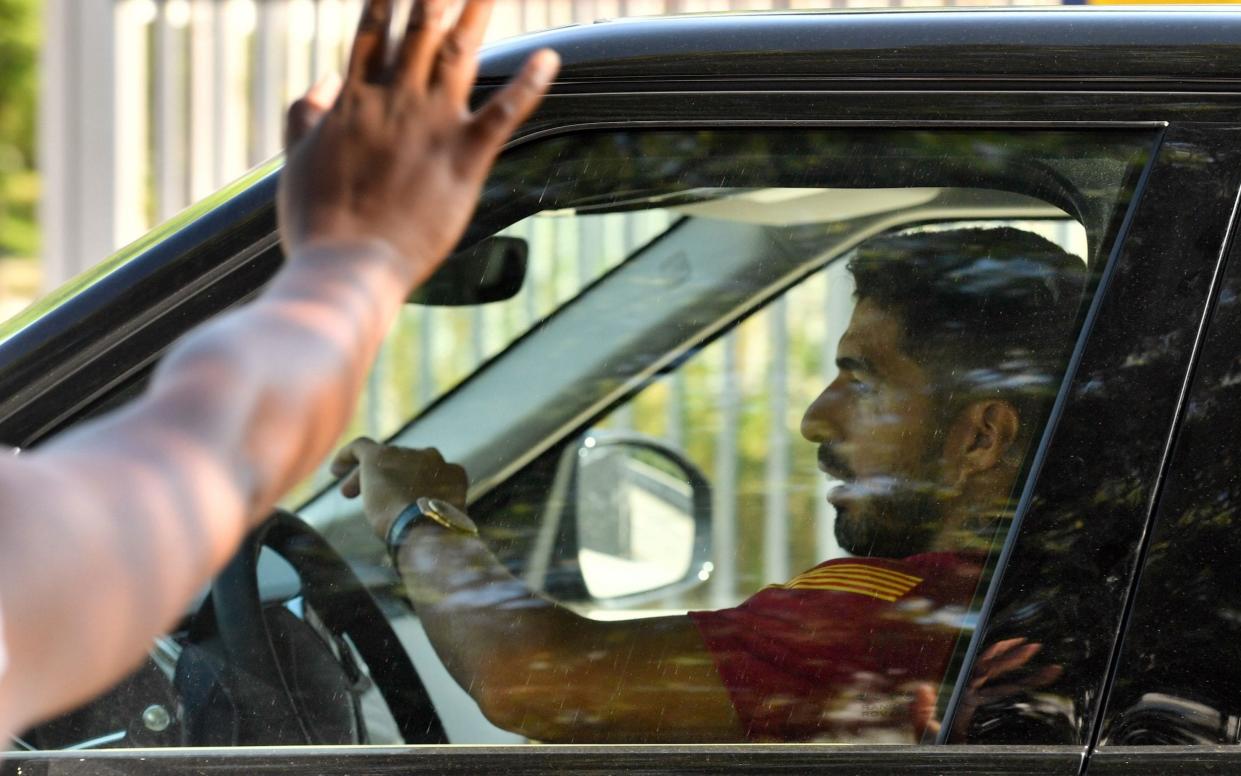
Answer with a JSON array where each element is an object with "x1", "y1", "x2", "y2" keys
[{"x1": 847, "y1": 226, "x2": 1089, "y2": 435}]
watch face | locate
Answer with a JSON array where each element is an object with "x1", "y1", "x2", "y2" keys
[{"x1": 419, "y1": 497, "x2": 479, "y2": 535}]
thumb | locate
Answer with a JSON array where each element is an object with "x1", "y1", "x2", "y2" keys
[
  {"x1": 285, "y1": 72, "x2": 343, "y2": 149},
  {"x1": 467, "y1": 49, "x2": 559, "y2": 159}
]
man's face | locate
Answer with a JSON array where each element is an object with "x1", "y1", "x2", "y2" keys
[{"x1": 800, "y1": 298, "x2": 948, "y2": 558}]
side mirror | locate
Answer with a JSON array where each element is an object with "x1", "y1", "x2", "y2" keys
[
  {"x1": 555, "y1": 431, "x2": 713, "y2": 607},
  {"x1": 407, "y1": 235, "x2": 528, "y2": 306}
]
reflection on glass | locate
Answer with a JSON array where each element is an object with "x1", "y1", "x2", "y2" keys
[
  {"x1": 387, "y1": 217, "x2": 1101, "y2": 743},
  {"x1": 543, "y1": 224, "x2": 1090, "y2": 742},
  {"x1": 28, "y1": 129, "x2": 1152, "y2": 752},
  {"x1": 1103, "y1": 272, "x2": 1241, "y2": 745},
  {"x1": 340, "y1": 127, "x2": 1147, "y2": 747},
  {"x1": 281, "y1": 208, "x2": 677, "y2": 505}
]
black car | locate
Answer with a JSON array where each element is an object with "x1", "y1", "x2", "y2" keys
[{"x1": 5, "y1": 7, "x2": 1241, "y2": 774}]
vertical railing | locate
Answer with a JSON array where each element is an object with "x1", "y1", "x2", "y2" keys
[{"x1": 154, "y1": 3, "x2": 189, "y2": 222}]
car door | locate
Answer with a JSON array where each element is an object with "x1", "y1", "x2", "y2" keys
[
  {"x1": 1090, "y1": 154, "x2": 1241, "y2": 772},
  {"x1": 1, "y1": 10, "x2": 1238, "y2": 776}
]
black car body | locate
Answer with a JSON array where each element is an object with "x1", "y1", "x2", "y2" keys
[{"x1": 5, "y1": 8, "x2": 1241, "y2": 774}]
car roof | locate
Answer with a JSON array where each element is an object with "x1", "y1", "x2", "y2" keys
[{"x1": 477, "y1": 8, "x2": 1241, "y2": 88}]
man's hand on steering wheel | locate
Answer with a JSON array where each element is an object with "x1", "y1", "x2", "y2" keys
[{"x1": 332, "y1": 438, "x2": 470, "y2": 537}]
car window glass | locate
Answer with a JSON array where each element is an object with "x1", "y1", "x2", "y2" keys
[
  {"x1": 1101, "y1": 227, "x2": 1241, "y2": 746},
  {"x1": 279, "y1": 209, "x2": 676, "y2": 505},
  {"x1": 575, "y1": 217, "x2": 1088, "y2": 615},
  {"x1": 15, "y1": 128, "x2": 1151, "y2": 752},
  {"x1": 294, "y1": 128, "x2": 1148, "y2": 747},
  {"x1": 451, "y1": 214, "x2": 1095, "y2": 745}
]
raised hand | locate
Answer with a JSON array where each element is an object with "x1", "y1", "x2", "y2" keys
[
  {"x1": 910, "y1": 637, "x2": 1064, "y2": 741},
  {"x1": 278, "y1": 0, "x2": 559, "y2": 287}
]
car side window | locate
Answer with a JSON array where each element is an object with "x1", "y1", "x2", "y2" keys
[
  {"x1": 16, "y1": 128, "x2": 1151, "y2": 752},
  {"x1": 319, "y1": 128, "x2": 1149, "y2": 746},
  {"x1": 565, "y1": 216, "x2": 1088, "y2": 618},
  {"x1": 1101, "y1": 229, "x2": 1241, "y2": 746},
  {"x1": 466, "y1": 215, "x2": 1093, "y2": 744},
  {"x1": 279, "y1": 208, "x2": 676, "y2": 506}
]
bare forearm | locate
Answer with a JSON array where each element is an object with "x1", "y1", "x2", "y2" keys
[
  {"x1": 0, "y1": 0, "x2": 559, "y2": 737},
  {"x1": 397, "y1": 524, "x2": 738, "y2": 742},
  {"x1": 0, "y1": 240, "x2": 419, "y2": 732},
  {"x1": 150, "y1": 239, "x2": 421, "y2": 514},
  {"x1": 398, "y1": 524, "x2": 580, "y2": 700},
  {"x1": 0, "y1": 458, "x2": 203, "y2": 733}
]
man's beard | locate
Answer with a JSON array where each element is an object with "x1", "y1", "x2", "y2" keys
[{"x1": 833, "y1": 482, "x2": 945, "y2": 559}]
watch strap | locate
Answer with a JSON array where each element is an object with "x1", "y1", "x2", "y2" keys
[
  {"x1": 386, "y1": 501, "x2": 426, "y2": 567},
  {"x1": 386, "y1": 498, "x2": 480, "y2": 567}
]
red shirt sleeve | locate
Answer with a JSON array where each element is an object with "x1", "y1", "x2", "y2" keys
[{"x1": 689, "y1": 553, "x2": 983, "y2": 742}]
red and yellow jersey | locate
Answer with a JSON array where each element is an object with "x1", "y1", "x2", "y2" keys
[{"x1": 689, "y1": 552, "x2": 985, "y2": 742}]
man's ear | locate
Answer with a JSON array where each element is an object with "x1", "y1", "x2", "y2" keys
[{"x1": 943, "y1": 399, "x2": 1020, "y2": 487}]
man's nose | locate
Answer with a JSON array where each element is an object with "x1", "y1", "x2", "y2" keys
[{"x1": 801, "y1": 382, "x2": 843, "y2": 443}]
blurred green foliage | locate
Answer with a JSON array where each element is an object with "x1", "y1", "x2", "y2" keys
[
  {"x1": 0, "y1": 0, "x2": 36, "y2": 166},
  {"x1": 0, "y1": 0, "x2": 38, "y2": 258}
]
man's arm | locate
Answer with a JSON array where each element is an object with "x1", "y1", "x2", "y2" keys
[
  {"x1": 334, "y1": 440, "x2": 744, "y2": 743},
  {"x1": 0, "y1": 0, "x2": 558, "y2": 736}
]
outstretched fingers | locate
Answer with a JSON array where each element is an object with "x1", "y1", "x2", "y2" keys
[
  {"x1": 285, "y1": 73, "x2": 343, "y2": 148},
  {"x1": 396, "y1": 0, "x2": 452, "y2": 94},
  {"x1": 346, "y1": 0, "x2": 395, "y2": 85},
  {"x1": 467, "y1": 49, "x2": 560, "y2": 156},
  {"x1": 281, "y1": 0, "x2": 559, "y2": 277},
  {"x1": 434, "y1": 0, "x2": 495, "y2": 105}
]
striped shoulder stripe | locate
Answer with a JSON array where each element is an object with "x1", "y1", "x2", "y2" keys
[
  {"x1": 825, "y1": 563, "x2": 922, "y2": 584},
  {"x1": 790, "y1": 581, "x2": 903, "y2": 602},
  {"x1": 790, "y1": 568, "x2": 917, "y2": 591},
  {"x1": 787, "y1": 563, "x2": 921, "y2": 587},
  {"x1": 792, "y1": 573, "x2": 913, "y2": 597},
  {"x1": 781, "y1": 563, "x2": 923, "y2": 601}
]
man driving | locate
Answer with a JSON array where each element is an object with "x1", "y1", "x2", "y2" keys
[{"x1": 335, "y1": 225, "x2": 1086, "y2": 743}]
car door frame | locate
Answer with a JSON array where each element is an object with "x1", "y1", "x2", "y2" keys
[
  {"x1": 5, "y1": 12, "x2": 1241, "y2": 775},
  {"x1": 1088, "y1": 148, "x2": 1241, "y2": 776}
]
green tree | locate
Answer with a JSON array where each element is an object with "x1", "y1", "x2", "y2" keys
[
  {"x1": 0, "y1": 0, "x2": 38, "y2": 258},
  {"x1": 0, "y1": 0, "x2": 37, "y2": 169}
]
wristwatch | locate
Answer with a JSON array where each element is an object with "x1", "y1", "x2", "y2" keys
[{"x1": 386, "y1": 496, "x2": 479, "y2": 566}]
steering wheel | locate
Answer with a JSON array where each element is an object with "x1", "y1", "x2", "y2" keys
[{"x1": 178, "y1": 510, "x2": 447, "y2": 745}]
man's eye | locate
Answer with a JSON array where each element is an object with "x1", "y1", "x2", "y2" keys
[{"x1": 849, "y1": 377, "x2": 874, "y2": 395}]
